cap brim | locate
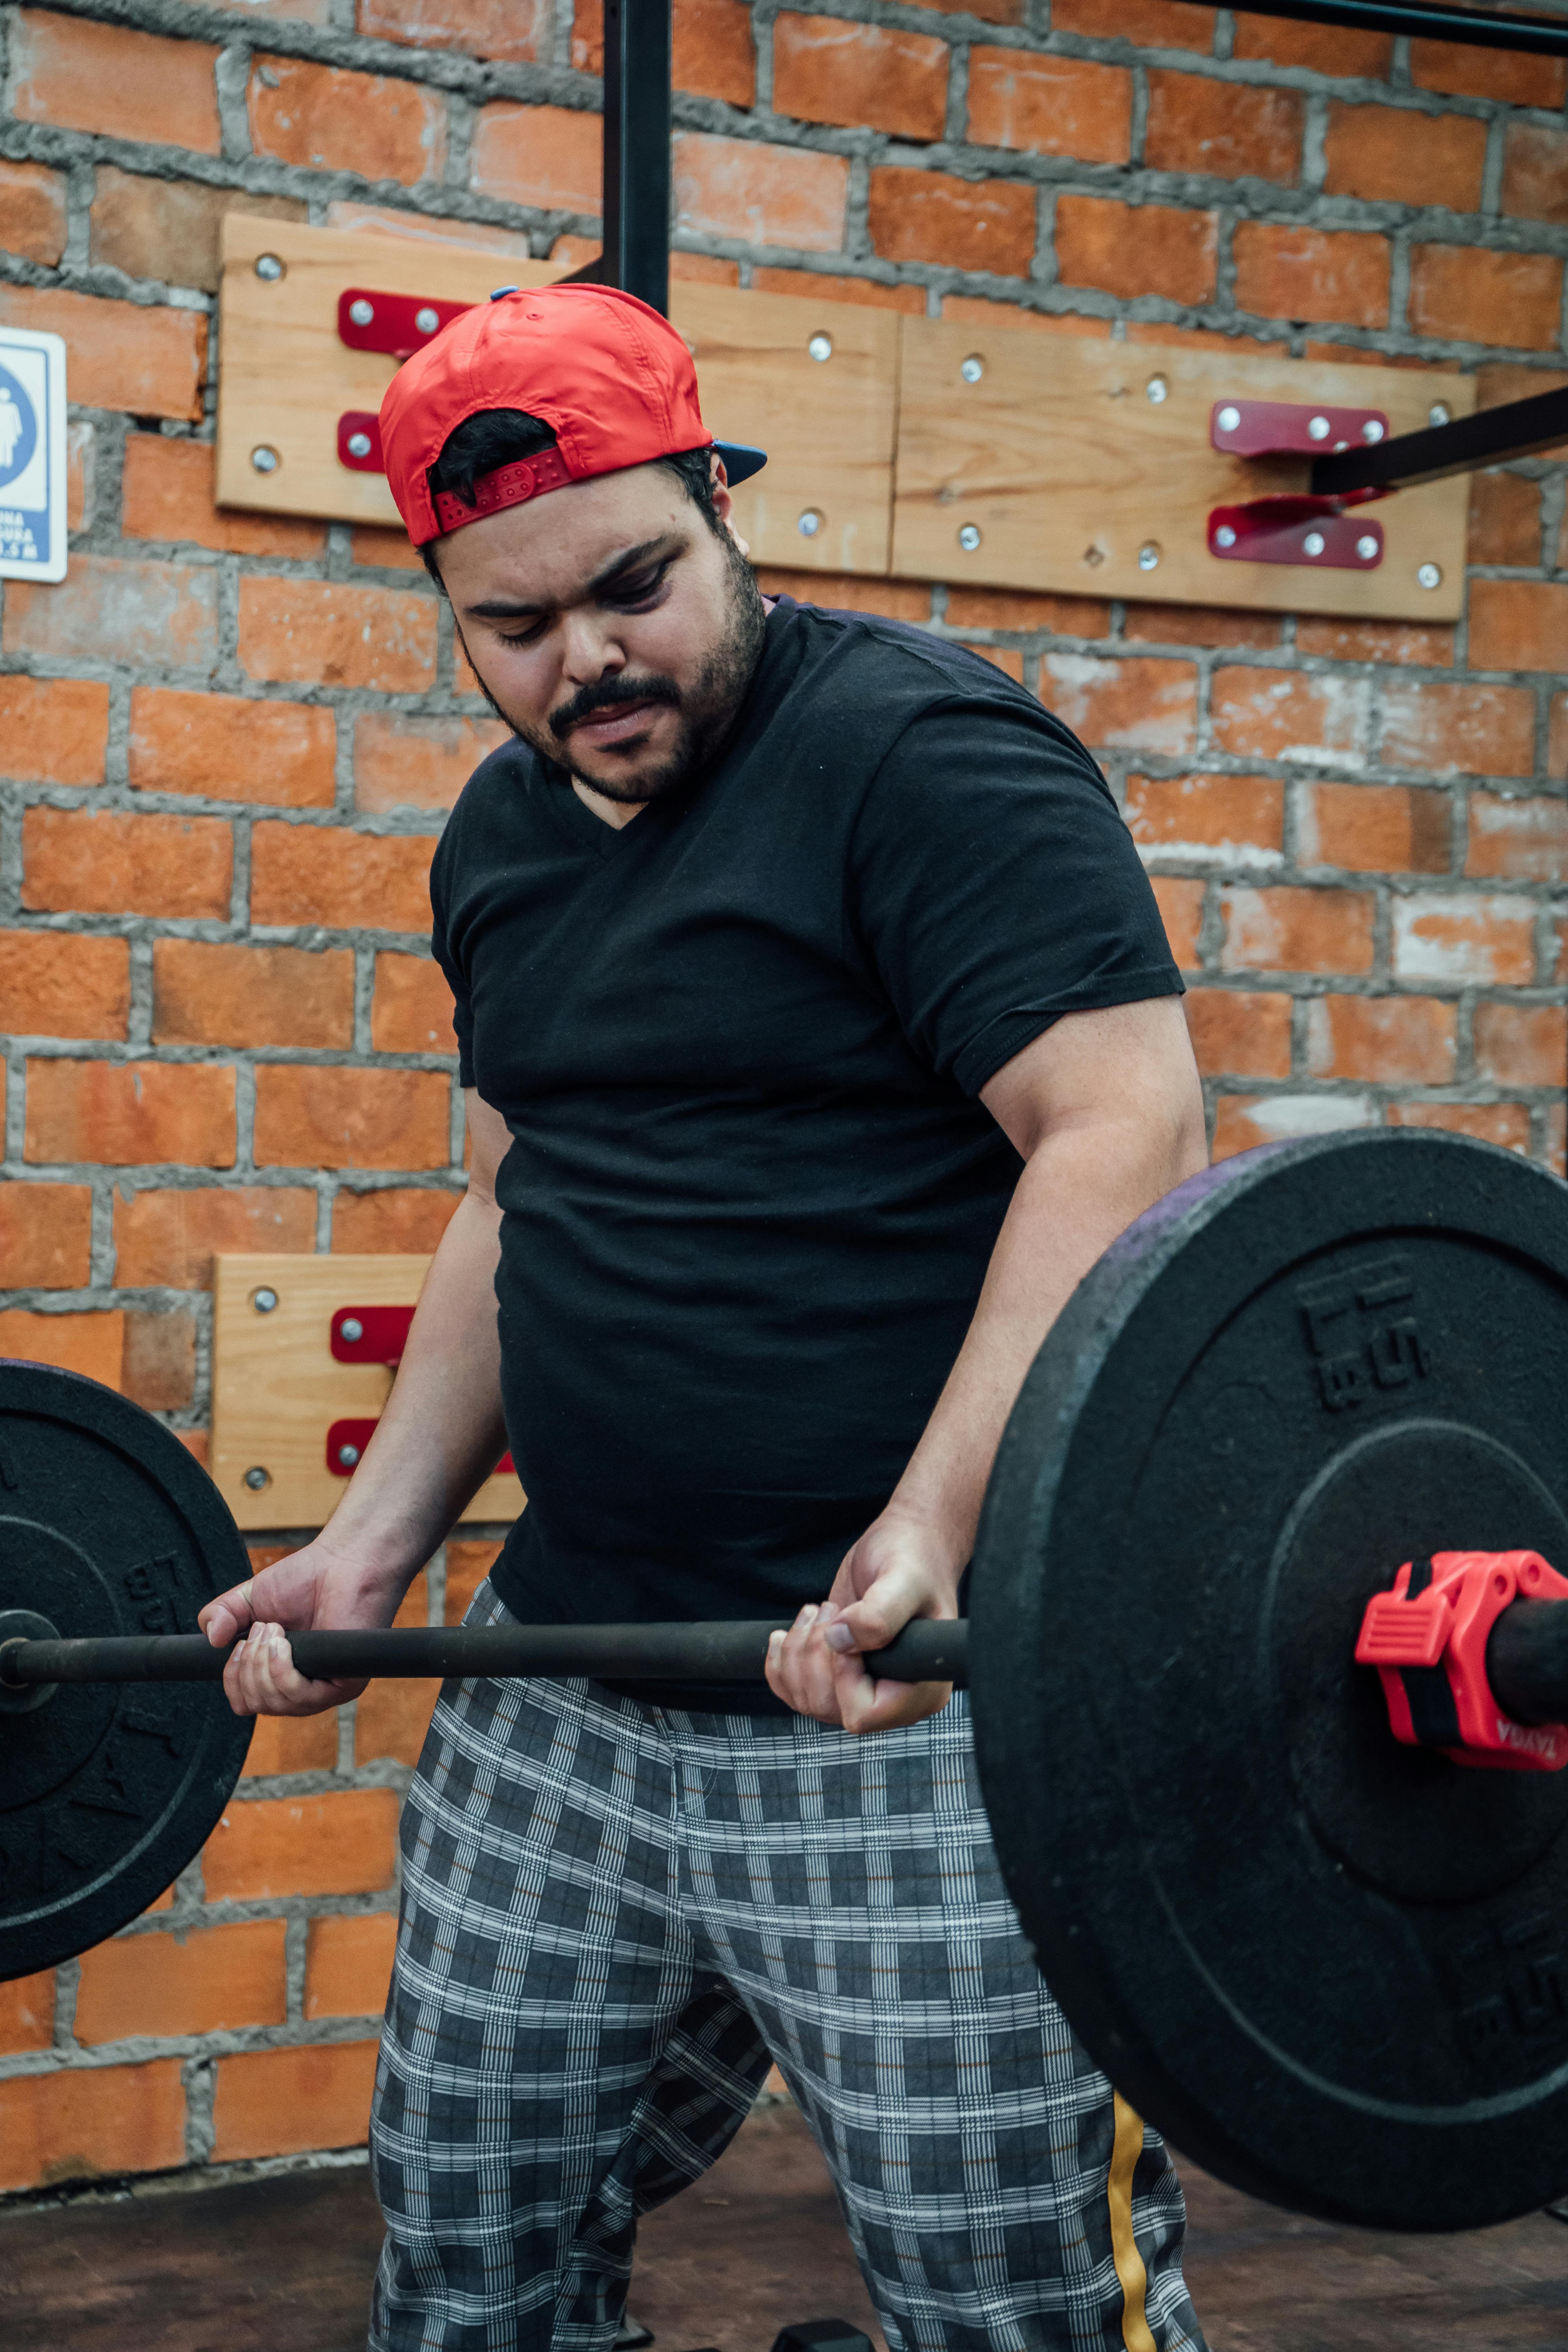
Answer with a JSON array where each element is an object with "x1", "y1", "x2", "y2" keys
[{"x1": 715, "y1": 440, "x2": 767, "y2": 486}]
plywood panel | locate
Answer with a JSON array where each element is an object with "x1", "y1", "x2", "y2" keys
[
  {"x1": 216, "y1": 217, "x2": 1472, "y2": 620},
  {"x1": 670, "y1": 283, "x2": 895, "y2": 575},
  {"x1": 211, "y1": 1253, "x2": 522, "y2": 1532},
  {"x1": 891, "y1": 320, "x2": 1473, "y2": 622},
  {"x1": 215, "y1": 216, "x2": 559, "y2": 527},
  {"x1": 215, "y1": 220, "x2": 896, "y2": 572}
]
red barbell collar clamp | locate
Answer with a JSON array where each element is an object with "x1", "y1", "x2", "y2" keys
[{"x1": 1356, "y1": 1549, "x2": 1568, "y2": 1773}]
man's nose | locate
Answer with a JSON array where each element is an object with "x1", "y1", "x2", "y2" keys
[{"x1": 558, "y1": 611, "x2": 625, "y2": 681}]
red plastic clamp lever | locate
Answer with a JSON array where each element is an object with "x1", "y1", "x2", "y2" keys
[{"x1": 1355, "y1": 1550, "x2": 1568, "y2": 1772}]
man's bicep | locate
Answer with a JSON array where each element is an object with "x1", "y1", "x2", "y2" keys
[
  {"x1": 979, "y1": 997, "x2": 1206, "y2": 1168},
  {"x1": 463, "y1": 1089, "x2": 512, "y2": 1204}
]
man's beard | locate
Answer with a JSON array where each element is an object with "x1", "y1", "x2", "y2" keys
[{"x1": 461, "y1": 533, "x2": 768, "y2": 807}]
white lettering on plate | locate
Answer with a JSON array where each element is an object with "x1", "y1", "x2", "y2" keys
[{"x1": 1496, "y1": 1716, "x2": 1563, "y2": 1762}]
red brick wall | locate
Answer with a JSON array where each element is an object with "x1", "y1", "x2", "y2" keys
[{"x1": 1, "y1": 0, "x2": 1565, "y2": 2189}]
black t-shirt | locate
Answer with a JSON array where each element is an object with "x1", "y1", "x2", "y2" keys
[{"x1": 430, "y1": 598, "x2": 1180, "y2": 1706}]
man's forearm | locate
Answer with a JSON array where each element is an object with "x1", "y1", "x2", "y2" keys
[
  {"x1": 313, "y1": 1187, "x2": 509, "y2": 1597},
  {"x1": 888, "y1": 1110, "x2": 1205, "y2": 1571}
]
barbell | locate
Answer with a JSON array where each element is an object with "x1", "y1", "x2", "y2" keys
[{"x1": 3, "y1": 1127, "x2": 1568, "y2": 2236}]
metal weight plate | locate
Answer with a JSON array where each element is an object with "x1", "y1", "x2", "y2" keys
[
  {"x1": 0, "y1": 1363, "x2": 253, "y2": 1979},
  {"x1": 971, "y1": 1129, "x2": 1568, "y2": 2233}
]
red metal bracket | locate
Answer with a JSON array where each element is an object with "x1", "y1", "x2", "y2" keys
[
  {"x1": 1355, "y1": 1549, "x2": 1568, "y2": 1773},
  {"x1": 326, "y1": 1417, "x2": 515, "y2": 1479},
  {"x1": 331, "y1": 1306, "x2": 415, "y2": 1364},
  {"x1": 1207, "y1": 397, "x2": 1393, "y2": 570},
  {"x1": 328, "y1": 1310, "x2": 514, "y2": 1478},
  {"x1": 1208, "y1": 492, "x2": 1385, "y2": 571},
  {"x1": 326, "y1": 1418, "x2": 380, "y2": 1474},
  {"x1": 337, "y1": 411, "x2": 384, "y2": 472},
  {"x1": 337, "y1": 287, "x2": 473, "y2": 362},
  {"x1": 1211, "y1": 398, "x2": 1389, "y2": 458},
  {"x1": 335, "y1": 286, "x2": 474, "y2": 472}
]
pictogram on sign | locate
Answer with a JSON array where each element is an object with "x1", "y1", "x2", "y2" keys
[{"x1": 0, "y1": 325, "x2": 67, "y2": 583}]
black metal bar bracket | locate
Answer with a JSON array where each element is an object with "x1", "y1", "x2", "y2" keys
[
  {"x1": 1238, "y1": 0, "x2": 1568, "y2": 57},
  {"x1": 1311, "y1": 383, "x2": 1568, "y2": 499}
]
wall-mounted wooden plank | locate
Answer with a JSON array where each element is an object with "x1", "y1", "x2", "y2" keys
[
  {"x1": 891, "y1": 319, "x2": 1472, "y2": 623},
  {"x1": 215, "y1": 221, "x2": 897, "y2": 574},
  {"x1": 215, "y1": 216, "x2": 558, "y2": 528},
  {"x1": 211, "y1": 1253, "x2": 523, "y2": 1532},
  {"x1": 675, "y1": 284, "x2": 895, "y2": 576},
  {"x1": 216, "y1": 218, "x2": 1472, "y2": 620}
]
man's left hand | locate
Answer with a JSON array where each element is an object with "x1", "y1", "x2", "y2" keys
[{"x1": 764, "y1": 1506, "x2": 961, "y2": 1732}]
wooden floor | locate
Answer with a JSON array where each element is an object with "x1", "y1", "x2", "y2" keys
[
  {"x1": 0, "y1": 2103, "x2": 1563, "y2": 2351},
  {"x1": 1178, "y1": 2165, "x2": 1566, "y2": 2352}
]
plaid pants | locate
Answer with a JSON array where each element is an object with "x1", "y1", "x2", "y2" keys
[{"x1": 369, "y1": 1585, "x2": 1206, "y2": 2352}]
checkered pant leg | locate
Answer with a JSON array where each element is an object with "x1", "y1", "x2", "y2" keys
[
  {"x1": 369, "y1": 1589, "x2": 1207, "y2": 2352},
  {"x1": 369, "y1": 1643, "x2": 771, "y2": 2352}
]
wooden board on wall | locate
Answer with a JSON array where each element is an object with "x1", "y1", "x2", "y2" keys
[
  {"x1": 210, "y1": 1253, "x2": 522, "y2": 1532},
  {"x1": 216, "y1": 217, "x2": 1474, "y2": 620},
  {"x1": 891, "y1": 322, "x2": 1472, "y2": 622},
  {"x1": 215, "y1": 219, "x2": 896, "y2": 574},
  {"x1": 675, "y1": 283, "x2": 896, "y2": 576},
  {"x1": 215, "y1": 216, "x2": 559, "y2": 528}
]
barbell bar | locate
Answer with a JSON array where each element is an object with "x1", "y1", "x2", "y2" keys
[
  {"x1": 0, "y1": 1616, "x2": 970, "y2": 1691},
  {"x1": 7, "y1": 1125, "x2": 1568, "y2": 2236},
  {"x1": 7, "y1": 1604, "x2": 1568, "y2": 1724},
  {"x1": 1490, "y1": 1594, "x2": 1568, "y2": 1725}
]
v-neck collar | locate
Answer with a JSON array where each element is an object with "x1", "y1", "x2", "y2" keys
[{"x1": 541, "y1": 761, "x2": 662, "y2": 860}]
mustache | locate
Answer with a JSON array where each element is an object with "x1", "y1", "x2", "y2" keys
[{"x1": 549, "y1": 673, "x2": 682, "y2": 741}]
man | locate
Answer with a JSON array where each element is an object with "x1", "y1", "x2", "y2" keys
[{"x1": 201, "y1": 283, "x2": 1210, "y2": 2351}]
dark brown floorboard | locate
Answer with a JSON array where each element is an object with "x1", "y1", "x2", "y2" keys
[
  {"x1": 628, "y1": 2102, "x2": 883, "y2": 2350},
  {"x1": 0, "y1": 2160, "x2": 387, "y2": 2352},
  {"x1": 0, "y1": 2105, "x2": 1562, "y2": 2351},
  {"x1": 1180, "y1": 2163, "x2": 1568, "y2": 2352}
]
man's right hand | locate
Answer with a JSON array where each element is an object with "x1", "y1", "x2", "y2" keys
[{"x1": 199, "y1": 1542, "x2": 393, "y2": 1720}]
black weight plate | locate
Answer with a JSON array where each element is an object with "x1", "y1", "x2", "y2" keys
[
  {"x1": 0, "y1": 1362, "x2": 253, "y2": 1978},
  {"x1": 972, "y1": 1128, "x2": 1568, "y2": 2233}
]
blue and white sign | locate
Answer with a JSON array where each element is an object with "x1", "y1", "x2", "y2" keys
[{"x1": 0, "y1": 326, "x2": 66, "y2": 583}]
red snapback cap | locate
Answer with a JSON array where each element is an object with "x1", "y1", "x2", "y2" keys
[{"x1": 379, "y1": 282, "x2": 766, "y2": 547}]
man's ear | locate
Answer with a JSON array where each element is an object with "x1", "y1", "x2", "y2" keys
[{"x1": 709, "y1": 452, "x2": 749, "y2": 559}]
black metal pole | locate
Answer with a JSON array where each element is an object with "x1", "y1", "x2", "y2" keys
[
  {"x1": 0, "y1": 1618, "x2": 970, "y2": 1691},
  {"x1": 1236, "y1": 0, "x2": 1568, "y2": 56},
  {"x1": 602, "y1": 0, "x2": 672, "y2": 317},
  {"x1": 1487, "y1": 1599, "x2": 1568, "y2": 1727},
  {"x1": 1312, "y1": 383, "x2": 1568, "y2": 498}
]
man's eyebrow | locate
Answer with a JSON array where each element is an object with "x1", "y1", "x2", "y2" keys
[{"x1": 463, "y1": 536, "x2": 677, "y2": 624}]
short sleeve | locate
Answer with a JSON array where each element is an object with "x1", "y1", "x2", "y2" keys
[
  {"x1": 428, "y1": 820, "x2": 477, "y2": 1089},
  {"x1": 847, "y1": 695, "x2": 1182, "y2": 1097}
]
